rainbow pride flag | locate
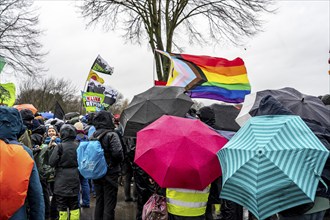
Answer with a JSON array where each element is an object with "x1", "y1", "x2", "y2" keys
[{"x1": 156, "y1": 50, "x2": 251, "y2": 103}]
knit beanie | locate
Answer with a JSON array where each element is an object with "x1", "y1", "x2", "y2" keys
[{"x1": 74, "y1": 122, "x2": 84, "y2": 131}]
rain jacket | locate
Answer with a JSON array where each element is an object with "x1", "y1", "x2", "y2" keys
[
  {"x1": 49, "y1": 124, "x2": 80, "y2": 197},
  {"x1": 92, "y1": 111, "x2": 124, "y2": 175},
  {"x1": 0, "y1": 106, "x2": 44, "y2": 220}
]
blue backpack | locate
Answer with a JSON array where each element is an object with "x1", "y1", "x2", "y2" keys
[{"x1": 77, "y1": 130, "x2": 110, "y2": 179}]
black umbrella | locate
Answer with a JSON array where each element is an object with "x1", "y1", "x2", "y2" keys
[
  {"x1": 210, "y1": 104, "x2": 241, "y2": 131},
  {"x1": 236, "y1": 87, "x2": 330, "y2": 128},
  {"x1": 120, "y1": 86, "x2": 193, "y2": 137}
]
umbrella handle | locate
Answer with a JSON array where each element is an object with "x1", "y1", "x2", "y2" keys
[{"x1": 314, "y1": 170, "x2": 328, "y2": 192}]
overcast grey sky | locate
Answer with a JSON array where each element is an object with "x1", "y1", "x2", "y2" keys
[{"x1": 3, "y1": 0, "x2": 330, "y2": 103}]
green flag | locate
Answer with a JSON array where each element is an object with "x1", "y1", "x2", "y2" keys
[
  {"x1": 0, "y1": 56, "x2": 6, "y2": 73},
  {"x1": 0, "y1": 83, "x2": 16, "y2": 106},
  {"x1": 82, "y1": 92, "x2": 105, "y2": 112}
]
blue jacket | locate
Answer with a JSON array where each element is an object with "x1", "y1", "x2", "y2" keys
[
  {"x1": 44, "y1": 136, "x2": 61, "y2": 145},
  {"x1": 0, "y1": 106, "x2": 44, "y2": 220}
]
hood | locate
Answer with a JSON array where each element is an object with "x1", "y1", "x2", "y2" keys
[
  {"x1": 0, "y1": 107, "x2": 26, "y2": 140},
  {"x1": 20, "y1": 108, "x2": 34, "y2": 129},
  {"x1": 59, "y1": 124, "x2": 77, "y2": 141},
  {"x1": 93, "y1": 111, "x2": 115, "y2": 129},
  {"x1": 20, "y1": 108, "x2": 34, "y2": 121},
  {"x1": 31, "y1": 119, "x2": 41, "y2": 130},
  {"x1": 322, "y1": 94, "x2": 330, "y2": 105}
]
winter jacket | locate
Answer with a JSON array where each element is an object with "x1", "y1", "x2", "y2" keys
[
  {"x1": 31, "y1": 125, "x2": 46, "y2": 147},
  {"x1": 49, "y1": 124, "x2": 80, "y2": 197},
  {"x1": 31, "y1": 133, "x2": 44, "y2": 147},
  {"x1": 92, "y1": 111, "x2": 124, "y2": 175},
  {"x1": 9, "y1": 142, "x2": 45, "y2": 220},
  {"x1": 0, "y1": 106, "x2": 44, "y2": 220}
]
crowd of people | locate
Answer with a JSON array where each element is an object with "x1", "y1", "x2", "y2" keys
[{"x1": 0, "y1": 94, "x2": 329, "y2": 220}]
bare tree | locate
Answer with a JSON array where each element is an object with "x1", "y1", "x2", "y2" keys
[
  {"x1": 0, "y1": 0, "x2": 46, "y2": 76},
  {"x1": 17, "y1": 77, "x2": 81, "y2": 113},
  {"x1": 79, "y1": 0, "x2": 274, "y2": 81},
  {"x1": 109, "y1": 92, "x2": 130, "y2": 115}
]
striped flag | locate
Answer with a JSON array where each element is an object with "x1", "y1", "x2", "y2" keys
[{"x1": 156, "y1": 50, "x2": 251, "y2": 103}]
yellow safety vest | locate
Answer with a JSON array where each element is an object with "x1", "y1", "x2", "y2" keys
[{"x1": 166, "y1": 186, "x2": 210, "y2": 217}]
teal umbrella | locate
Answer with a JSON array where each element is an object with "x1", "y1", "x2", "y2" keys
[{"x1": 217, "y1": 115, "x2": 329, "y2": 220}]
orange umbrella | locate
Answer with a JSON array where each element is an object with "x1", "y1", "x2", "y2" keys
[{"x1": 13, "y1": 104, "x2": 38, "y2": 115}]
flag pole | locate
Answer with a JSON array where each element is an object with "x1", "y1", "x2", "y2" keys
[
  {"x1": 83, "y1": 75, "x2": 89, "y2": 92},
  {"x1": 81, "y1": 70, "x2": 91, "y2": 115},
  {"x1": 81, "y1": 56, "x2": 97, "y2": 114}
]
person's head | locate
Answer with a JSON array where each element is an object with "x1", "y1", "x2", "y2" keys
[
  {"x1": 47, "y1": 125, "x2": 58, "y2": 137},
  {"x1": 74, "y1": 121, "x2": 85, "y2": 134},
  {"x1": 31, "y1": 119, "x2": 46, "y2": 136},
  {"x1": 19, "y1": 109, "x2": 34, "y2": 129},
  {"x1": 0, "y1": 106, "x2": 25, "y2": 141},
  {"x1": 31, "y1": 118, "x2": 40, "y2": 130},
  {"x1": 59, "y1": 124, "x2": 77, "y2": 141},
  {"x1": 93, "y1": 110, "x2": 115, "y2": 130},
  {"x1": 321, "y1": 94, "x2": 330, "y2": 105}
]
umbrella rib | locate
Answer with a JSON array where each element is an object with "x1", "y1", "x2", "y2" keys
[{"x1": 261, "y1": 154, "x2": 316, "y2": 200}]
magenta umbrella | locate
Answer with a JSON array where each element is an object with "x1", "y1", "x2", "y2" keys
[{"x1": 134, "y1": 115, "x2": 228, "y2": 190}]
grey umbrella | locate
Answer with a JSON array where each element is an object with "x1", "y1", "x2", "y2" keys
[
  {"x1": 236, "y1": 87, "x2": 330, "y2": 128},
  {"x1": 210, "y1": 104, "x2": 242, "y2": 131},
  {"x1": 120, "y1": 86, "x2": 193, "y2": 137}
]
